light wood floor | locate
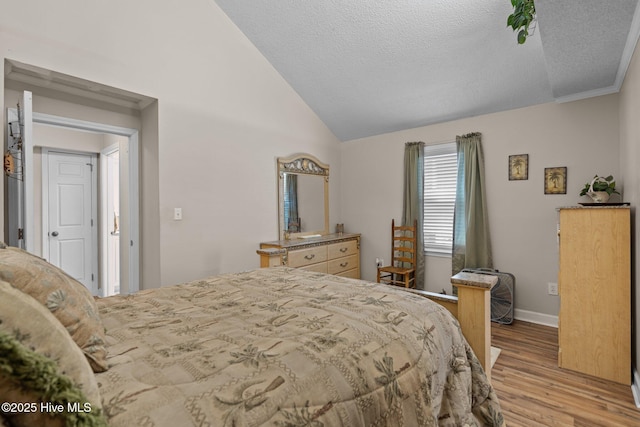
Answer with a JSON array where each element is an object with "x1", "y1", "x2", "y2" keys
[{"x1": 491, "y1": 321, "x2": 639, "y2": 426}]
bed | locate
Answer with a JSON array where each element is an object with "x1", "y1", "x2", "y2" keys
[{"x1": 0, "y1": 244, "x2": 504, "y2": 427}]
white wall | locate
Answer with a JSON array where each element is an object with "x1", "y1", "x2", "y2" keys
[
  {"x1": 341, "y1": 94, "x2": 620, "y2": 320},
  {"x1": 618, "y1": 34, "x2": 640, "y2": 389},
  {"x1": 1, "y1": 0, "x2": 342, "y2": 287}
]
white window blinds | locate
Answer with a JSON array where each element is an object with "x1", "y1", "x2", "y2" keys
[{"x1": 423, "y1": 142, "x2": 457, "y2": 255}]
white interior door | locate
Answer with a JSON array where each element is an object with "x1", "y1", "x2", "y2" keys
[
  {"x1": 100, "y1": 143, "x2": 120, "y2": 296},
  {"x1": 46, "y1": 150, "x2": 97, "y2": 294},
  {"x1": 107, "y1": 150, "x2": 120, "y2": 295}
]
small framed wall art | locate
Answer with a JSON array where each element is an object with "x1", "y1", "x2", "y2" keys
[
  {"x1": 544, "y1": 166, "x2": 567, "y2": 194},
  {"x1": 508, "y1": 154, "x2": 528, "y2": 180}
]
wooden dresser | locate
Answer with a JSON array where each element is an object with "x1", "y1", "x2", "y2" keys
[
  {"x1": 557, "y1": 206, "x2": 630, "y2": 385},
  {"x1": 258, "y1": 233, "x2": 361, "y2": 279}
]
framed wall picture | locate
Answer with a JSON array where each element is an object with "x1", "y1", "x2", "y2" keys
[
  {"x1": 509, "y1": 154, "x2": 528, "y2": 180},
  {"x1": 544, "y1": 167, "x2": 567, "y2": 194}
]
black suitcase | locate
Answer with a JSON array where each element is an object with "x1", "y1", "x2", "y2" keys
[{"x1": 461, "y1": 268, "x2": 515, "y2": 325}]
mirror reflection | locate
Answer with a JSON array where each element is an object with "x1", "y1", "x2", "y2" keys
[
  {"x1": 278, "y1": 154, "x2": 329, "y2": 239},
  {"x1": 283, "y1": 173, "x2": 325, "y2": 233}
]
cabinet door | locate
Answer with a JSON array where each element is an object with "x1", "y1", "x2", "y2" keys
[{"x1": 558, "y1": 208, "x2": 630, "y2": 384}]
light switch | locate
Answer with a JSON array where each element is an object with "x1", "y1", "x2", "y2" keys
[{"x1": 174, "y1": 207, "x2": 182, "y2": 220}]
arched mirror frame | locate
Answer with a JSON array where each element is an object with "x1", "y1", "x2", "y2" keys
[{"x1": 277, "y1": 153, "x2": 329, "y2": 240}]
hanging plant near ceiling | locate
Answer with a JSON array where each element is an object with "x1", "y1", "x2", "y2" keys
[{"x1": 507, "y1": 0, "x2": 536, "y2": 44}]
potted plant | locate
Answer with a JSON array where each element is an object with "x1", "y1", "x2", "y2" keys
[
  {"x1": 579, "y1": 175, "x2": 620, "y2": 203},
  {"x1": 507, "y1": 0, "x2": 536, "y2": 44}
]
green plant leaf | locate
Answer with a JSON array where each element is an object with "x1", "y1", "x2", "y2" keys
[
  {"x1": 518, "y1": 30, "x2": 527, "y2": 44},
  {"x1": 593, "y1": 182, "x2": 607, "y2": 191},
  {"x1": 509, "y1": 0, "x2": 536, "y2": 44}
]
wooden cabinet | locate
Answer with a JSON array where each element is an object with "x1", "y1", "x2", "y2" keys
[
  {"x1": 258, "y1": 233, "x2": 360, "y2": 279},
  {"x1": 558, "y1": 206, "x2": 630, "y2": 385}
]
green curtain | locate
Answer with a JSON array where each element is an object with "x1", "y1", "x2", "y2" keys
[
  {"x1": 402, "y1": 142, "x2": 425, "y2": 290},
  {"x1": 285, "y1": 174, "x2": 298, "y2": 231},
  {"x1": 451, "y1": 132, "x2": 493, "y2": 276}
]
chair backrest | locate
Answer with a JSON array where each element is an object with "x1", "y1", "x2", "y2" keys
[{"x1": 391, "y1": 219, "x2": 417, "y2": 269}]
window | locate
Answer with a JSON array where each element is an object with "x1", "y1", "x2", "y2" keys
[{"x1": 423, "y1": 142, "x2": 457, "y2": 255}]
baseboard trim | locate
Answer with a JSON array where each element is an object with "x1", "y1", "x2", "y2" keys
[
  {"x1": 632, "y1": 368, "x2": 640, "y2": 408},
  {"x1": 514, "y1": 309, "x2": 558, "y2": 328}
]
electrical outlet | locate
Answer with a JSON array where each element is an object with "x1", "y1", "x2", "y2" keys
[
  {"x1": 548, "y1": 282, "x2": 558, "y2": 296},
  {"x1": 375, "y1": 258, "x2": 384, "y2": 267},
  {"x1": 174, "y1": 207, "x2": 183, "y2": 220}
]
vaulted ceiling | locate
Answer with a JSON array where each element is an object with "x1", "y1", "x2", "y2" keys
[{"x1": 214, "y1": 0, "x2": 640, "y2": 141}]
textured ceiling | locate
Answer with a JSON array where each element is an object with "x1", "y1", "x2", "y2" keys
[
  {"x1": 537, "y1": 0, "x2": 638, "y2": 100},
  {"x1": 215, "y1": 1, "x2": 640, "y2": 141}
]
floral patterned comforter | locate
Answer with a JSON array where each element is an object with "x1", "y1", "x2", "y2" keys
[{"x1": 95, "y1": 267, "x2": 504, "y2": 426}]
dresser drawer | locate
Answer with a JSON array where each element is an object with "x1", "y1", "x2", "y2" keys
[
  {"x1": 328, "y1": 240, "x2": 358, "y2": 260},
  {"x1": 288, "y1": 246, "x2": 327, "y2": 267},
  {"x1": 328, "y1": 254, "x2": 359, "y2": 275}
]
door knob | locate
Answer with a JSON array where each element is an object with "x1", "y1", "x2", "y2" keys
[{"x1": 51, "y1": 231, "x2": 59, "y2": 237}]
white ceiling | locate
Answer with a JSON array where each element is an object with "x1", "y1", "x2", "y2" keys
[{"x1": 214, "y1": 0, "x2": 640, "y2": 141}]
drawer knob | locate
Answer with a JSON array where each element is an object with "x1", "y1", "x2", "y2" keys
[
  {"x1": 304, "y1": 254, "x2": 315, "y2": 260},
  {"x1": 340, "y1": 262, "x2": 349, "y2": 267},
  {"x1": 340, "y1": 247, "x2": 348, "y2": 253}
]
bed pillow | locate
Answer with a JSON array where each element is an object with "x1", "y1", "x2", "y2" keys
[
  {"x1": 0, "y1": 280, "x2": 106, "y2": 427},
  {"x1": 0, "y1": 333, "x2": 107, "y2": 427},
  {"x1": 0, "y1": 246, "x2": 108, "y2": 372}
]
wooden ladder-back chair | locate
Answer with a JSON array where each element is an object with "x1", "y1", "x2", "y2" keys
[{"x1": 377, "y1": 219, "x2": 417, "y2": 288}]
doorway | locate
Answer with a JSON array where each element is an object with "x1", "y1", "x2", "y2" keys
[
  {"x1": 4, "y1": 60, "x2": 159, "y2": 293},
  {"x1": 40, "y1": 136, "x2": 127, "y2": 297},
  {"x1": 8, "y1": 102, "x2": 141, "y2": 295}
]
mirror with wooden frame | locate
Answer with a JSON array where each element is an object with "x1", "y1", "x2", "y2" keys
[{"x1": 277, "y1": 153, "x2": 329, "y2": 240}]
